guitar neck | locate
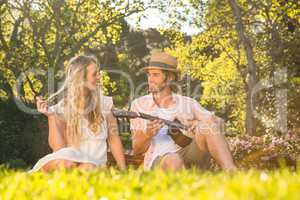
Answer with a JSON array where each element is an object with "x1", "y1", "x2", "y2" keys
[
  {"x1": 133, "y1": 111, "x2": 188, "y2": 130},
  {"x1": 112, "y1": 108, "x2": 188, "y2": 130}
]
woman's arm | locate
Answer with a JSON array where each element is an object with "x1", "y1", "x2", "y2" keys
[
  {"x1": 106, "y1": 111, "x2": 126, "y2": 170},
  {"x1": 48, "y1": 115, "x2": 66, "y2": 151},
  {"x1": 36, "y1": 96, "x2": 66, "y2": 152}
]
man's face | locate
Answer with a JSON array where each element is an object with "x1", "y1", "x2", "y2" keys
[{"x1": 146, "y1": 69, "x2": 167, "y2": 93}]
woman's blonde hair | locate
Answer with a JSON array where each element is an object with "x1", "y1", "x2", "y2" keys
[{"x1": 48, "y1": 55, "x2": 103, "y2": 147}]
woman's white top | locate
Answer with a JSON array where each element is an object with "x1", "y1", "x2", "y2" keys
[{"x1": 28, "y1": 95, "x2": 113, "y2": 173}]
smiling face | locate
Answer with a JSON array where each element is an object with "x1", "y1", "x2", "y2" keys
[
  {"x1": 146, "y1": 68, "x2": 169, "y2": 93},
  {"x1": 62, "y1": 55, "x2": 103, "y2": 147},
  {"x1": 86, "y1": 62, "x2": 100, "y2": 91}
]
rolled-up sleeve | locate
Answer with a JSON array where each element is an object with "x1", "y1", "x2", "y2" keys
[
  {"x1": 102, "y1": 96, "x2": 113, "y2": 118},
  {"x1": 191, "y1": 99, "x2": 224, "y2": 133},
  {"x1": 192, "y1": 99, "x2": 213, "y2": 120}
]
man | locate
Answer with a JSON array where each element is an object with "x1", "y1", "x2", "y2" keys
[{"x1": 130, "y1": 50, "x2": 236, "y2": 171}]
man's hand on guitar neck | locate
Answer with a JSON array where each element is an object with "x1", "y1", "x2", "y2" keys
[
  {"x1": 132, "y1": 119, "x2": 164, "y2": 155},
  {"x1": 145, "y1": 119, "x2": 164, "y2": 139}
]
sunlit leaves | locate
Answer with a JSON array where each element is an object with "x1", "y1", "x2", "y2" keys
[{"x1": 0, "y1": 0, "x2": 145, "y2": 102}]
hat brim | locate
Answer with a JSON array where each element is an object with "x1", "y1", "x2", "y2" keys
[{"x1": 141, "y1": 66, "x2": 179, "y2": 72}]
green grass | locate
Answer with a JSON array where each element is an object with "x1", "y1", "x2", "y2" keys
[{"x1": 1, "y1": 166, "x2": 300, "y2": 200}]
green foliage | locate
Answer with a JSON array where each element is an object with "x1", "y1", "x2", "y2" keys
[
  {"x1": 0, "y1": 0, "x2": 147, "y2": 166},
  {"x1": 0, "y1": 100, "x2": 50, "y2": 168},
  {"x1": 164, "y1": 0, "x2": 300, "y2": 135},
  {"x1": 0, "y1": 0, "x2": 145, "y2": 102},
  {"x1": 166, "y1": 32, "x2": 247, "y2": 134},
  {"x1": 200, "y1": 53, "x2": 246, "y2": 134},
  {"x1": 1, "y1": 167, "x2": 300, "y2": 199}
]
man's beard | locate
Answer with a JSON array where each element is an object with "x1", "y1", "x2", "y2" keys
[{"x1": 148, "y1": 83, "x2": 167, "y2": 94}]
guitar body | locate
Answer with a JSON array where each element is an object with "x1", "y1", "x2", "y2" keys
[
  {"x1": 167, "y1": 118, "x2": 192, "y2": 148},
  {"x1": 168, "y1": 130, "x2": 192, "y2": 148}
]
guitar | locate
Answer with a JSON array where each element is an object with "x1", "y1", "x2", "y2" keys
[{"x1": 112, "y1": 108, "x2": 193, "y2": 148}]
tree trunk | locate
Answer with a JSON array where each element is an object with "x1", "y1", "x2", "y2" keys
[{"x1": 228, "y1": 0, "x2": 258, "y2": 135}]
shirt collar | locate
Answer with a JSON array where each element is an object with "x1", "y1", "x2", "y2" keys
[{"x1": 149, "y1": 92, "x2": 178, "y2": 109}]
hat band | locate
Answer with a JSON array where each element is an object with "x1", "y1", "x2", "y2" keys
[{"x1": 149, "y1": 61, "x2": 174, "y2": 69}]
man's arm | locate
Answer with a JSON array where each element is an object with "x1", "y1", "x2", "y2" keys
[
  {"x1": 131, "y1": 119, "x2": 164, "y2": 155},
  {"x1": 132, "y1": 130, "x2": 152, "y2": 155},
  {"x1": 130, "y1": 99, "x2": 164, "y2": 155}
]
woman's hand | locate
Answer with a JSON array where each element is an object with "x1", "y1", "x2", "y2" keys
[
  {"x1": 36, "y1": 96, "x2": 54, "y2": 117},
  {"x1": 107, "y1": 110, "x2": 126, "y2": 170}
]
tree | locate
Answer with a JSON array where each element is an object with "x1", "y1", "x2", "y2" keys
[
  {"x1": 0, "y1": 0, "x2": 147, "y2": 166},
  {"x1": 228, "y1": 0, "x2": 258, "y2": 135},
  {"x1": 158, "y1": 0, "x2": 300, "y2": 135},
  {"x1": 0, "y1": 0, "x2": 146, "y2": 103}
]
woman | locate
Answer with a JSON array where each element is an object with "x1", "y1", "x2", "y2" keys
[{"x1": 29, "y1": 55, "x2": 126, "y2": 172}]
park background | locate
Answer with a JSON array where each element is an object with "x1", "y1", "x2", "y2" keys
[{"x1": 0, "y1": 1, "x2": 300, "y2": 199}]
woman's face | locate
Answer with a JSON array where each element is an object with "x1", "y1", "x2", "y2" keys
[{"x1": 86, "y1": 62, "x2": 100, "y2": 91}]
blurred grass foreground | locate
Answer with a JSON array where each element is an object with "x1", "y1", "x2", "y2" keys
[{"x1": 1, "y1": 166, "x2": 300, "y2": 200}]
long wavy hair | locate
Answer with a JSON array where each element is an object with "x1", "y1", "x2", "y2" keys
[{"x1": 48, "y1": 55, "x2": 103, "y2": 147}]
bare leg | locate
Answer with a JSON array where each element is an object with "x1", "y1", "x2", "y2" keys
[
  {"x1": 42, "y1": 159, "x2": 77, "y2": 172},
  {"x1": 159, "y1": 153, "x2": 185, "y2": 171},
  {"x1": 194, "y1": 130, "x2": 236, "y2": 170},
  {"x1": 77, "y1": 163, "x2": 97, "y2": 171}
]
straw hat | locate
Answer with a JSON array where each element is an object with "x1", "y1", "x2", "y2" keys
[{"x1": 141, "y1": 51, "x2": 178, "y2": 73}]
